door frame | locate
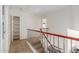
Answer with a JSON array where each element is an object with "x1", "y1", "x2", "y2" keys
[{"x1": 10, "y1": 16, "x2": 20, "y2": 42}]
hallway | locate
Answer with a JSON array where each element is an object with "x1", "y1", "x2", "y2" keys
[
  {"x1": 9, "y1": 39, "x2": 33, "y2": 53},
  {"x1": 1, "y1": 5, "x2": 79, "y2": 53}
]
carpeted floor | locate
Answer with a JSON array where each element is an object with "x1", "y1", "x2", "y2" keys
[
  {"x1": 27, "y1": 37, "x2": 45, "y2": 53},
  {"x1": 9, "y1": 39, "x2": 33, "y2": 53}
]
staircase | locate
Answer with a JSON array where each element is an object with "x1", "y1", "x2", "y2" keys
[
  {"x1": 27, "y1": 29, "x2": 79, "y2": 53},
  {"x1": 27, "y1": 37, "x2": 45, "y2": 53}
]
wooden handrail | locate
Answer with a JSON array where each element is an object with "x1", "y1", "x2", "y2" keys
[
  {"x1": 27, "y1": 29, "x2": 79, "y2": 41},
  {"x1": 27, "y1": 29, "x2": 63, "y2": 50},
  {"x1": 40, "y1": 29, "x2": 63, "y2": 50},
  {"x1": 40, "y1": 29, "x2": 54, "y2": 50}
]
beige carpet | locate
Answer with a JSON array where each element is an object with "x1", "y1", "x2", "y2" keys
[
  {"x1": 9, "y1": 39, "x2": 33, "y2": 53},
  {"x1": 27, "y1": 37, "x2": 45, "y2": 53}
]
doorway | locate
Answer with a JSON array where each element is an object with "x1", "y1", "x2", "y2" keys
[{"x1": 12, "y1": 16, "x2": 20, "y2": 41}]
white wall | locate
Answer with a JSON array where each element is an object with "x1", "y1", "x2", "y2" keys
[
  {"x1": 0, "y1": 5, "x2": 1, "y2": 52},
  {"x1": 2, "y1": 6, "x2": 10, "y2": 53},
  {"x1": 72, "y1": 6, "x2": 79, "y2": 31},
  {"x1": 67, "y1": 6, "x2": 79, "y2": 52},
  {"x1": 41, "y1": 6, "x2": 74, "y2": 52},
  {"x1": 9, "y1": 6, "x2": 41, "y2": 39},
  {"x1": 4, "y1": 5, "x2": 79, "y2": 53},
  {"x1": 2, "y1": 6, "x2": 41, "y2": 53},
  {"x1": 0, "y1": 5, "x2": 2, "y2": 53},
  {"x1": 20, "y1": 12, "x2": 41, "y2": 39},
  {"x1": 47, "y1": 7, "x2": 73, "y2": 35},
  {"x1": 42, "y1": 6, "x2": 79, "y2": 52}
]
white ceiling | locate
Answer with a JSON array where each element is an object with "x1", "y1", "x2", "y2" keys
[{"x1": 10, "y1": 5, "x2": 69, "y2": 15}]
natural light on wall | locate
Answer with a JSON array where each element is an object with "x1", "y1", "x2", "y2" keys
[{"x1": 68, "y1": 29, "x2": 79, "y2": 38}]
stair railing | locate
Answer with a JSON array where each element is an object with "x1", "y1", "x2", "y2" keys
[
  {"x1": 40, "y1": 29, "x2": 54, "y2": 52},
  {"x1": 27, "y1": 29, "x2": 79, "y2": 53}
]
